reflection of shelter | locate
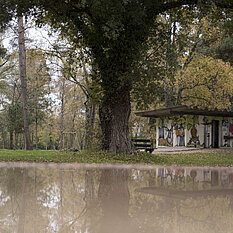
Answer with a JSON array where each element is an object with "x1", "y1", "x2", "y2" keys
[
  {"x1": 136, "y1": 105, "x2": 233, "y2": 149},
  {"x1": 136, "y1": 167, "x2": 233, "y2": 200},
  {"x1": 136, "y1": 187, "x2": 233, "y2": 200}
]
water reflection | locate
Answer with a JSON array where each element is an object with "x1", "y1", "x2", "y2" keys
[{"x1": 0, "y1": 163, "x2": 233, "y2": 233}]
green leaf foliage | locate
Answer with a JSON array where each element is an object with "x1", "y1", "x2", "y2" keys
[{"x1": 7, "y1": 102, "x2": 24, "y2": 133}]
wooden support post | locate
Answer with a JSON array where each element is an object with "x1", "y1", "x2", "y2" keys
[{"x1": 156, "y1": 125, "x2": 159, "y2": 149}]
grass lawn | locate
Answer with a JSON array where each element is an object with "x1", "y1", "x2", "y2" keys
[{"x1": 0, "y1": 149, "x2": 232, "y2": 167}]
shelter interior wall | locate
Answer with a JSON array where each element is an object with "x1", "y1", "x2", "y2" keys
[
  {"x1": 197, "y1": 116, "x2": 205, "y2": 146},
  {"x1": 157, "y1": 116, "x2": 233, "y2": 148},
  {"x1": 222, "y1": 118, "x2": 233, "y2": 147}
]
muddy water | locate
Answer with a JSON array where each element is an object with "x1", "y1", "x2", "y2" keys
[{"x1": 0, "y1": 162, "x2": 233, "y2": 233}]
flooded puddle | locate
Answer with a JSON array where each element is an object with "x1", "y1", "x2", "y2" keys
[{"x1": 0, "y1": 162, "x2": 233, "y2": 233}]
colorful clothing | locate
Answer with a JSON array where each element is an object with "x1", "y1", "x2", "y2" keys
[{"x1": 230, "y1": 124, "x2": 233, "y2": 134}]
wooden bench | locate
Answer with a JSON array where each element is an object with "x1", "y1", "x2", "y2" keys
[{"x1": 132, "y1": 138, "x2": 155, "y2": 153}]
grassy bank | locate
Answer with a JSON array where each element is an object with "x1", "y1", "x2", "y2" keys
[{"x1": 0, "y1": 149, "x2": 232, "y2": 167}]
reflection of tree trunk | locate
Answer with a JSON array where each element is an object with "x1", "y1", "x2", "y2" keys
[
  {"x1": 148, "y1": 170, "x2": 157, "y2": 186},
  {"x1": 34, "y1": 168, "x2": 38, "y2": 233},
  {"x1": 18, "y1": 16, "x2": 32, "y2": 150},
  {"x1": 98, "y1": 169, "x2": 136, "y2": 233},
  {"x1": 17, "y1": 168, "x2": 28, "y2": 233},
  {"x1": 85, "y1": 170, "x2": 95, "y2": 204},
  {"x1": 59, "y1": 170, "x2": 64, "y2": 227},
  {"x1": 211, "y1": 171, "x2": 219, "y2": 186},
  {"x1": 83, "y1": 170, "x2": 96, "y2": 232}
]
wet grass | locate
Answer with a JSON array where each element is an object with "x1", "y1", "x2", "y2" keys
[{"x1": 0, "y1": 149, "x2": 232, "y2": 167}]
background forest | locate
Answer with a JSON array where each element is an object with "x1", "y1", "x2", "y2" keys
[{"x1": 0, "y1": 2, "x2": 232, "y2": 150}]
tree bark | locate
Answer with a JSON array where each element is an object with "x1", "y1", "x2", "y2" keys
[
  {"x1": 9, "y1": 131, "x2": 13, "y2": 149},
  {"x1": 99, "y1": 86, "x2": 132, "y2": 154},
  {"x1": 1, "y1": 129, "x2": 7, "y2": 149},
  {"x1": 15, "y1": 132, "x2": 18, "y2": 149},
  {"x1": 18, "y1": 16, "x2": 32, "y2": 150},
  {"x1": 35, "y1": 76, "x2": 39, "y2": 150},
  {"x1": 59, "y1": 78, "x2": 65, "y2": 150}
]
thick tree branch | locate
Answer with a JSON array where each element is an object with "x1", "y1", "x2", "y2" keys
[
  {"x1": 155, "y1": 0, "x2": 233, "y2": 15},
  {"x1": 154, "y1": 0, "x2": 198, "y2": 14}
]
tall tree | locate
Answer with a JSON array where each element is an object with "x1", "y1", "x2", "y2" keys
[
  {"x1": 18, "y1": 16, "x2": 32, "y2": 150},
  {"x1": 46, "y1": 39, "x2": 98, "y2": 150},
  {"x1": 26, "y1": 49, "x2": 51, "y2": 149},
  {"x1": 197, "y1": 8, "x2": 233, "y2": 65}
]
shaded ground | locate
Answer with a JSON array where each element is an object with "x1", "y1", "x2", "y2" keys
[{"x1": 153, "y1": 148, "x2": 233, "y2": 154}]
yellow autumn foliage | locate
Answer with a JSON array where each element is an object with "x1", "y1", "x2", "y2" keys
[{"x1": 173, "y1": 54, "x2": 233, "y2": 109}]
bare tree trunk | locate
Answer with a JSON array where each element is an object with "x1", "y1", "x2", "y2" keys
[
  {"x1": 14, "y1": 132, "x2": 18, "y2": 149},
  {"x1": 71, "y1": 86, "x2": 77, "y2": 149},
  {"x1": 18, "y1": 16, "x2": 32, "y2": 150},
  {"x1": 59, "y1": 78, "x2": 65, "y2": 150},
  {"x1": 35, "y1": 118, "x2": 38, "y2": 149},
  {"x1": 99, "y1": 86, "x2": 132, "y2": 154},
  {"x1": 85, "y1": 99, "x2": 96, "y2": 150},
  {"x1": 9, "y1": 131, "x2": 13, "y2": 149},
  {"x1": 164, "y1": 15, "x2": 176, "y2": 107},
  {"x1": 82, "y1": 55, "x2": 97, "y2": 150},
  {"x1": 20, "y1": 133, "x2": 23, "y2": 149},
  {"x1": 9, "y1": 82, "x2": 16, "y2": 150},
  {"x1": 35, "y1": 76, "x2": 39, "y2": 150}
]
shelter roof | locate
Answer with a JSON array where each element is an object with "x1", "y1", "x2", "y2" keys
[{"x1": 135, "y1": 105, "x2": 233, "y2": 118}]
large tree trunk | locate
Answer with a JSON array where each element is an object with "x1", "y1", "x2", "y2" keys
[
  {"x1": 18, "y1": 16, "x2": 32, "y2": 150},
  {"x1": 99, "y1": 86, "x2": 132, "y2": 154}
]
